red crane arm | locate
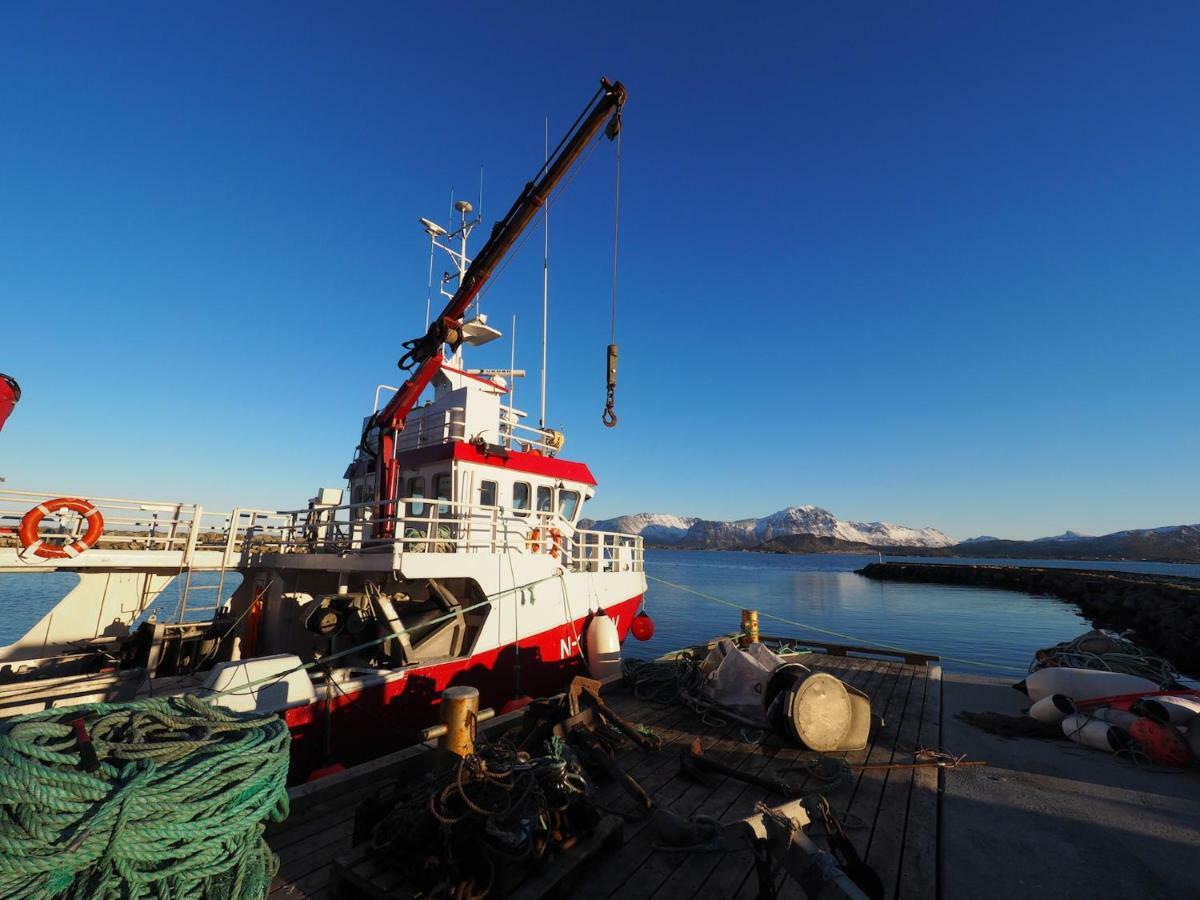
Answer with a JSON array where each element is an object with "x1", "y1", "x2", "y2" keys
[{"x1": 370, "y1": 78, "x2": 627, "y2": 528}]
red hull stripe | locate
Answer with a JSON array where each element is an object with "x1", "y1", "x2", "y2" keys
[{"x1": 395, "y1": 440, "x2": 597, "y2": 486}]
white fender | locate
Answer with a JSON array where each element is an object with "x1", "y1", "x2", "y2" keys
[
  {"x1": 1061, "y1": 713, "x2": 1130, "y2": 752},
  {"x1": 585, "y1": 609, "x2": 621, "y2": 679},
  {"x1": 1088, "y1": 707, "x2": 1140, "y2": 729},
  {"x1": 1136, "y1": 696, "x2": 1200, "y2": 727},
  {"x1": 1028, "y1": 694, "x2": 1075, "y2": 724},
  {"x1": 1017, "y1": 668, "x2": 1159, "y2": 704}
]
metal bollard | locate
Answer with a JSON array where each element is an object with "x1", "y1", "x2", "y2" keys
[
  {"x1": 420, "y1": 686, "x2": 495, "y2": 766},
  {"x1": 740, "y1": 609, "x2": 759, "y2": 647}
]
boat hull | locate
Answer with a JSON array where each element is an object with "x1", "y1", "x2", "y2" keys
[{"x1": 283, "y1": 593, "x2": 643, "y2": 779}]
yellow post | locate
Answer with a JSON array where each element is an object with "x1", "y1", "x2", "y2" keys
[
  {"x1": 419, "y1": 685, "x2": 495, "y2": 768},
  {"x1": 741, "y1": 609, "x2": 759, "y2": 647}
]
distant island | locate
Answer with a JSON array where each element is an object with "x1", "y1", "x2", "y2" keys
[{"x1": 578, "y1": 506, "x2": 1200, "y2": 563}]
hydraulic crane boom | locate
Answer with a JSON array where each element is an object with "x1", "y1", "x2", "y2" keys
[{"x1": 370, "y1": 78, "x2": 627, "y2": 533}]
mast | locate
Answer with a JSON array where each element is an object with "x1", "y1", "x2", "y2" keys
[
  {"x1": 540, "y1": 116, "x2": 549, "y2": 427},
  {"x1": 369, "y1": 78, "x2": 626, "y2": 535}
]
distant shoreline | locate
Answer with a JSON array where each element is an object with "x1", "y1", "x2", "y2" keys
[{"x1": 644, "y1": 543, "x2": 1200, "y2": 565}]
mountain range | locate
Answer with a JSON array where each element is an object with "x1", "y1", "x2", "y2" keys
[
  {"x1": 580, "y1": 508, "x2": 1200, "y2": 562},
  {"x1": 942, "y1": 524, "x2": 1200, "y2": 563},
  {"x1": 579, "y1": 506, "x2": 954, "y2": 550}
]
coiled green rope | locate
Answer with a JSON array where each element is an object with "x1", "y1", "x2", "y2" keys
[{"x1": 0, "y1": 694, "x2": 290, "y2": 899}]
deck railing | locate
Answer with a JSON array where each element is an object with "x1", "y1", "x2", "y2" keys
[{"x1": 0, "y1": 489, "x2": 643, "y2": 574}]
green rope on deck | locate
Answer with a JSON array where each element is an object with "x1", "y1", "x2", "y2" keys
[{"x1": 0, "y1": 694, "x2": 290, "y2": 899}]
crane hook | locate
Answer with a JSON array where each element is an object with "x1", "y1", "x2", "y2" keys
[{"x1": 602, "y1": 343, "x2": 618, "y2": 428}]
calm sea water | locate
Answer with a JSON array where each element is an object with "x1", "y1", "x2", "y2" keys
[
  {"x1": 3, "y1": 552, "x2": 1197, "y2": 678},
  {"x1": 634, "y1": 551, "x2": 1200, "y2": 677}
]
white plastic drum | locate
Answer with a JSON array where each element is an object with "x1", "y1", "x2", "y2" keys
[{"x1": 585, "y1": 609, "x2": 622, "y2": 679}]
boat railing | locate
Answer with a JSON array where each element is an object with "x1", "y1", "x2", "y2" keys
[
  {"x1": 256, "y1": 497, "x2": 644, "y2": 572},
  {"x1": 498, "y1": 412, "x2": 563, "y2": 455},
  {"x1": 394, "y1": 405, "x2": 466, "y2": 452},
  {"x1": 0, "y1": 488, "x2": 288, "y2": 565},
  {"x1": 0, "y1": 489, "x2": 643, "y2": 574}
]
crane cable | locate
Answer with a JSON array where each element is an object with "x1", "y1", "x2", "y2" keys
[{"x1": 602, "y1": 127, "x2": 622, "y2": 428}]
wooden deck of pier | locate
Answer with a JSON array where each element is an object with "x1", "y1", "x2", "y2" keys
[{"x1": 267, "y1": 641, "x2": 943, "y2": 899}]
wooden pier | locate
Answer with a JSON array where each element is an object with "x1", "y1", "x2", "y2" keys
[{"x1": 267, "y1": 639, "x2": 943, "y2": 899}]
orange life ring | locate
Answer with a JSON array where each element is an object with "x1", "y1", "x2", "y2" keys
[
  {"x1": 19, "y1": 498, "x2": 105, "y2": 559},
  {"x1": 549, "y1": 527, "x2": 562, "y2": 559},
  {"x1": 526, "y1": 527, "x2": 541, "y2": 553}
]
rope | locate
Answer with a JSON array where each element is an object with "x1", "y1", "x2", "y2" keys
[
  {"x1": 646, "y1": 574, "x2": 1029, "y2": 675},
  {"x1": 0, "y1": 695, "x2": 289, "y2": 899},
  {"x1": 372, "y1": 737, "x2": 593, "y2": 896},
  {"x1": 1030, "y1": 631, "x2": 1180, "y2": 687}
]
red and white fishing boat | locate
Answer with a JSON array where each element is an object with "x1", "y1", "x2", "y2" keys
[{"x1": 0, "y1": 79, "x2": 649, "y2": 780}]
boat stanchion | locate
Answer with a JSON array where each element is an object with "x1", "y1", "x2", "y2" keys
[
  {"x1": 420, "y1": 685, "x2": 495, "y2": 767},
  {"x1": 741, "y1": 609, "x2": 759, "y2": 647}
]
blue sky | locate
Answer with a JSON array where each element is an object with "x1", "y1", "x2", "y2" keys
[{"x1": 1, "y1": 3, "x2": 1197, "y2": 540}]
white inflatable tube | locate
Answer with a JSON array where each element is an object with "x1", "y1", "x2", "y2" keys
[
  {"x1": 1028, "y1": 694, "x2": 1075, "y2": 724},
  {"x1": 1017, "y1": 668, "x2": 1159, "y2": 704},
  {"x1": 1136, "y1": 696, "x2": 1200, "y2": 727},
  {"x1": 1088, "y1": 707, "x2": 1140, "y2": 730},
  {"x1": 1061, "y1": 714, "x2": 1130, "y2": 752}
]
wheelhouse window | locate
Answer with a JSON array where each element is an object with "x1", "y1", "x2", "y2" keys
[
  {"x1": 434, "y1": 473, "x2": 452, "y2": 515},
  {"x1": 558, "y1": 490, "x2": 581, "y2": 521},
  {"x1": 513, "y1": 482, "x2": 531, "y2": 517},
  {"x1": 479, "y1": 480, "x2": 498, "y2": 507},
  {"x1": 536, "y1": 486, "x2": 553, "y2": 514},
  {"x1": 406, "y1": 477, "x2": 425, "y2": 516}
]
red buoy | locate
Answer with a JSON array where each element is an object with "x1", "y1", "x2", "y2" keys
[
  {"x1": 0, "y1": 374, "x2": 19, "y2": 433},
  {"x1": 631, "y1": 610, "x2": 655, "y2": 641},
  {"x1": 1129, "y1": 717, "x2": 1191, "y2": 767}
]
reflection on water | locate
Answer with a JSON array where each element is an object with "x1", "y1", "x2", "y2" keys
[{"x1": 635, "y1": 551, "x2": 1119, "y2": 676}]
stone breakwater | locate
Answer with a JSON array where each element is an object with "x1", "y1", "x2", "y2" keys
[{"x1": 857, "y1": 562, "x2": 1200, "y2": 678}]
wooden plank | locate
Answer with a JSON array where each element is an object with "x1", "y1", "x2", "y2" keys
[
  {"x1": 507, "y1": 815, "x2": 624, "y2": 900},
  {"x1": 896, "y1": 663, "x2": 941, "y2": 900},
  {"x1": 270, "y1": 651, "x2": 942, "y2": 900},
  {"x1": 657, "y1": 659, "x2": 889, "y2": 900},
  {"x1": 861, "y1": 663, "x2": 926, "y2": 895},
  {"x1": 720, "y1": 660, "x2": 896, "y2": 900},
  {"x1": 270, "y1": 818, "x2": 353, "y2": 897},
  {"x1": 573, "y1": 718, "x2": 747, "y2": 898},
  {"x1": 759, "y1": 637, "x2": 940, "y2": 665},
  {"x1": 742, "y1": 659, "x2": 912, "y2": 900},
  {"x1": 268, "y1": 678, "x2": 680, "y2": 894}
]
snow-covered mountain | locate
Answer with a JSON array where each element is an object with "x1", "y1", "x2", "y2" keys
[
  {"x1": 1033, "y1": 530, "x2": 1094, "y2": 543},
  {"x1": 581, "y1": 505, "x2": 953, "y2": 549},
  {"x1": 578, "y1": 513, "x2": 699, "y2": 545}
]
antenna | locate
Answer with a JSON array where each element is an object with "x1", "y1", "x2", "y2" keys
[
  {"x1": 510, "y1": 314, "x2": 517, "y2": 431},
  {"x1": 424, "y1": 232, "x2": 435, "y2": 329},
  {"x1": 540, "y1": 116, "x2": 549, "y2": 427}
]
